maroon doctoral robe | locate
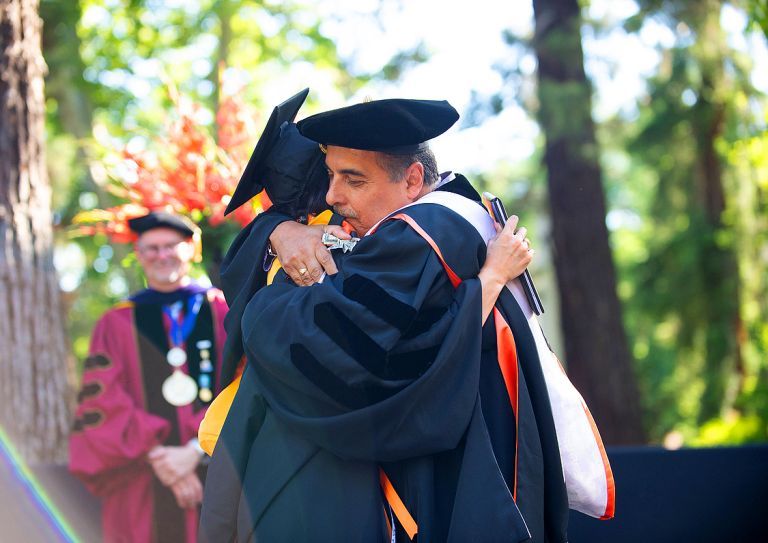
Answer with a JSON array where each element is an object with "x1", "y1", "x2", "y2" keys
[{"x1": 69, "y1": 284, "x2": 227, "y2": 543}]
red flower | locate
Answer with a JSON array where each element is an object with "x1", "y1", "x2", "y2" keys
[{"x1": 74, "y1": 88, "x2": 267, "y2": 242}]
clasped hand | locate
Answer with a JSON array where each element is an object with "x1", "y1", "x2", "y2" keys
[
  {"x1": 148, "y1": 444, "x2": 202, "y2": 509},
  {"x1": 269, "y1": 221, "x2": 351, "y2": 285}
]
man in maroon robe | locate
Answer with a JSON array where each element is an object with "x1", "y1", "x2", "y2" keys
[{"x1": 69, "y1": 211, "x2": 228, "y2": 543}]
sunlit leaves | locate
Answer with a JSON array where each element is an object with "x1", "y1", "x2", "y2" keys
[
  {"x1": 72, "y1": 88, "x2": 265, "y2": 246},
  {"x1": 614, "y1": 0, "x2": 768, "y2": 444}
]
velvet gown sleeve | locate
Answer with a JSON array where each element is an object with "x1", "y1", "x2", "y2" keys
[
  {"x1": 68, "y1": 309, "x2": 171, "y2": 496},
  {"x1": 241, "y1": 218, "x2": 486, "y2": 462}
]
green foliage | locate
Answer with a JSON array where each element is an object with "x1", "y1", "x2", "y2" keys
[
  {"x1": 70, "y1": 0, "x2": 361, "y2": 136},
  {"x1": 609, "y1": 1, "x2": 768, "y2": 445},
  {"x1": 712, "y1": 120, "x2": 768, "y2": 444},
  {"x1": 744, "y1": 0, "x2": 768, "y2": 38},
  {"x1": 42, "y1": 0, "x2": 365, "y2": 375},
  {"x1": 471, "y1": 0, "x2": 766, "y2": 445},
  {"x1": 470, "y1": 147, "x2": 548, "y2": 239},
  {"x1": 693, "y1": 412, "x2": 767, "y2": 445}
]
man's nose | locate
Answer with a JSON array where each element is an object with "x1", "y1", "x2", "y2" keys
[{"x1": 326, "y1": 177, "x2": 342, "y2": 207}]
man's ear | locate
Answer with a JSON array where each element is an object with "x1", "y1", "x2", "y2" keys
[{"x1": 404, "y1": 161, "x2": 425, "y2": 200}]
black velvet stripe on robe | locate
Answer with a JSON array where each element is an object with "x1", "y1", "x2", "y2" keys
[
  {"x1": 204, "y1": 207, "x2": 395, "y2": 542},
  {"x1": 243, "y1": 213, "x2": 483, "y2": 458},
  {"x1": 200, "y1": 176, "x2": 568, "y2": 542},
  {"x1": 237, "y1": 203, "x2": 552, "y2": 541}
]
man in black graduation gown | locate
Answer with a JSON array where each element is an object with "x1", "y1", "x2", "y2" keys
[{"x1": 200, "y1": 96, "x2": 569, "y2": 542}]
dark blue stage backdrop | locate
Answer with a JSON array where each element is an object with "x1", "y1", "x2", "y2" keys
[{"x1": 570, "y1": 445, "x2": 768, "y2": 543}]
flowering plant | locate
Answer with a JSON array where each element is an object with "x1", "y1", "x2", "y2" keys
[{"x1": 72, "y1": 88, "x2": 271, "y2": 242}]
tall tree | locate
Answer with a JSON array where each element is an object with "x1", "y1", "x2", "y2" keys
[
  {"x1": 0, "y1": 0, "x2": 73, "y2": 462},
  {"x1": 531, "y1": 0, "x2": 645, "y2": 443}
]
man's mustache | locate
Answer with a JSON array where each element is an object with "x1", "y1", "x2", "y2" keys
[{"x1": 333, "y1": 206, "x2": 357, "y2": 219}]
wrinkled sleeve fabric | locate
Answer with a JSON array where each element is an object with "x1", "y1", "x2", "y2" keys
[
  {"x1": 68, "y1": 311, "x2": 170, "y2": 496},
  {"x1": 242, "y1": 218, "x2": 485, "y2": 462}
]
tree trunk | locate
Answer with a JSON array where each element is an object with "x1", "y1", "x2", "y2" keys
[
  {"x1": 532, "y1": 0, "x2": 645, "y2": 444},
  {"x1": 692, "y1": 5, "x2": 743, "y2": 422},
  {"x1": 208, "y1": 0, "x2": 234, "y2": 123},
  {"x1": 0, "y1": 0, "x2": 74, "y2": 463}
]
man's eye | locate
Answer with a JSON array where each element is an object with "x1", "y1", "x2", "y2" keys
[{"x1": 347, "y1": 178, "x2": 364, "y2": 187}]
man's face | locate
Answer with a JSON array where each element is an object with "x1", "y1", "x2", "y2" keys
[
  {"x1": 325, "y1": 146, "x2": 419, "y2": 234},
  {"x1": 134, "y1": 228, "x2": 194, "y2": 291}
]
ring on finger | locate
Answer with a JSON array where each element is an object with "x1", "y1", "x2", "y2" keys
[{"x1": 299, "y1": 267, "x2": 308, "y2": 275}]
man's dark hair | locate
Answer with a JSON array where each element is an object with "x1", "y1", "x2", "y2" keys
[{"x1": 376, "y1": 146, "x2": 440, "y2": 187}]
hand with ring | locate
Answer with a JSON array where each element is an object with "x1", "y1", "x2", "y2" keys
[
  {"x1": 269, "y1": 221, "x2": 351, "y2": 286},
  {"x1": 483, "y1": 215, "x2": 534, "y2": 285}
]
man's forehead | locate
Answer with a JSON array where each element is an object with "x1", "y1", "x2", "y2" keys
[
  {"x1": 325, "y1": 146, "x2": 382, "y2": 170},
  {"x1": 137, "y1": 227, "x2": 189, "y2": 244}
]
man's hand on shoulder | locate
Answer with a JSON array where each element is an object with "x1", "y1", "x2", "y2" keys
[
  {"x1": 482, "y1": 215, "x2": 533, "y2": 285},
  {"x1": 479, "y1": 215, "x2": 534, "y2": 324},
  {"x1": 269, "y1": 221, "x2": 350, "y2": 285},
  {"x1": 147, "y1": 443, "x2": 202, "y2": 486}
]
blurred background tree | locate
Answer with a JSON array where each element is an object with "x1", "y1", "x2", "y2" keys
[
  {"x1": 449, "y1": 0, "x2": 767, "y2": 446},
  {"x1": 41, "y1": 0, "x2": 365, "y2": 363},
  {"x1": 745, "y1": 0, "x2": 768, "y2": 37},
  {"x1": 531, "y1": 0, "x2": 645, "y2": 444},
  {"x1": 1, "y1": 0, "x2": 73, "y2": 463},
  {"x1": 38, "y1": 0, "x2": 768, "y2": 449},
  {"x1": 613, "y1": 0, "x2": 767, "y2": 445}
]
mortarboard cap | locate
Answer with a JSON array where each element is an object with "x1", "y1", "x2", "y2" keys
[
  {"x1": 127, "y1": 211, "x2": 197, "y2": 238},
  {"x1": 260, "y1": 122, "x2": 327, "y2": 216},
  {"x1": 296, "y1": 98, "x2": 459, "y2": 154},
  {"x1": 225, "y1": 88, "x2": 325, "y2": 216}
]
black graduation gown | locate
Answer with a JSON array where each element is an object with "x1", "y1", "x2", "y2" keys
[
  {"x1": 202, "y1": 208, "x2": 390, "y2": 542},
  {"x1": 217, "y1": 207, "x2": 291, "y2": 386},
  {"x1": 200, "y1": 177, "x2": 568, "y2": 543}
]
